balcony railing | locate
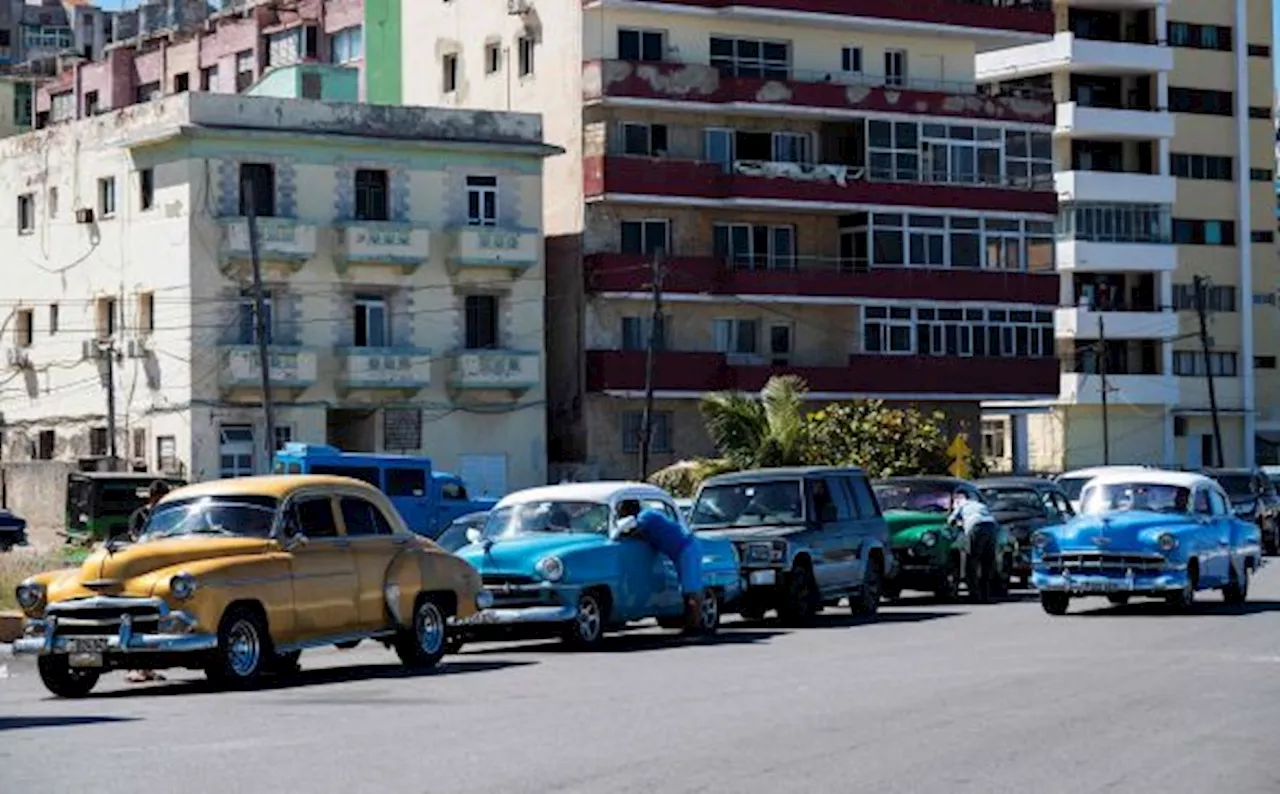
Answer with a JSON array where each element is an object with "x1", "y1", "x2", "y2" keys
[
  {"x1": 220, "y1": 346, "x2": 319, "y2": 390},
  {"x1": 585, "y1": 60, "x2": 1055, "y2": 124},
  {"x1": 586, "y1": 253, "x2": 1059, "y2": 305},
  {"x1": 219, "y1": 217, "x2": 319, "y2": 266},
  {"x1": 337, "y1": 347, "x2": 433, "y2": 391}
]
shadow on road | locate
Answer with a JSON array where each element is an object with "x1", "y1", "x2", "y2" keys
[
  {"x1": 1072, "y1": 599, "x2": 1280, "y2": 618},
  {"x1": 0, "y1": 715, "x2": 138, "y2": 732},
  {"x1": 792, "y1": 610, "x2": 962, "y2": 629},
  {"x1": 80, "y1": 658, "x2": 535, "y2": 700},
  {"x1": 463, "y1": 626, "x2": 786, "y2": 656}
]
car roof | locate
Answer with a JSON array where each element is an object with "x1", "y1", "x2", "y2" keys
[
  {"x1": 494, "y1": 481, "x2": 672, "y2": 507},
  {"x1": 978, "y1": 477, "x2": 1059, "y2": 491},
  {"x1": 704, "y1": 466, "x2": 866, "y2": 485},
  {"x1": 1057, "y1": 465, "x2": 1150, "y2": 479},
  {"x1": 1084, "y1": 470, "x2": 1220, "y2": 491},
  {"x1": 1202, "y1": 468, "x2": 1257, "y2": 476},
  {"x1": 877, "y1": 475, "x2": 973, "y2": 487},
  {"x1": 158, "y1": 474, "x2": 376, "y2": 503}
]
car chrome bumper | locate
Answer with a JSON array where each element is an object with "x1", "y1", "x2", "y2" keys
[
  {"x1": 1032, "y1": 569, "x2": 1189, "y2": 595},
  {"x1": 450, "y1": 605, "x2": 579, "y2": 627},
  {"x1": 13, "y1": 615, "x2": 216, "y2": 657}
]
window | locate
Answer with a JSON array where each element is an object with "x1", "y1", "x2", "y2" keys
[
  {"x1": 1166, "y1": 22, "x2": 1233, "y2": 52},
  {"x1": 135, "y1": 82, "x2": 161, "y2": 103},
  {"x1": 621, "y1": 315, "x2": 666, "y2": 351},
  {"x1": 710, "y1": 36, "x2": 790, "y2": 79},
  {"x1": 340, "y1": 497, "x2": 393, "y2": 536},
  {"x1": 200, "y1": 65, "x2": 217, "y2": 91},
  {"x1": 464, "y1": 295, "x2": 499, "y2": 349},
  {"x1": 713, "y1": 318, "x2": 759, "y2": 356},
  {"x1": 273, "y1": 425, "x2": 293, "y2": 451},
  {"x1": 713, "y1": 223, "x2": 796, "y2": 270},
  {"x1": 1172, "y1": 283, "x2": 1236, "y2": 312},
  {"x1": 354, "y1": 169, "x2": 389, "y2": 221},
  {"x1": 862, "y1": 306, "x2": 913, "y2": 354},
  {"x1": 386, "y1": 468, "x2": 426, "y2": 496},
  {"x1": 47, "y1": 187, "x2": 57, "y2": 217},
  {"x1": 48, "y1": 303, "x2": 58, "y2": 335},
  {"x1": 465, "y1": 175, "x2": 497, "y2": 226},
  {"x1": 981, "y1": 419, "x2": 1006, "y2": 459},
  {"x1": 17, "y1": 193, "x2": 34, "y2": 233},
  {"x1": 239, "y1": 163, "x2": 275, "y2": 217},
  {"x1": 1170, "y1": 153, "x2": 1234, "y2": 181},
  {"x1": 90, "y1": 427, "x2": 109, "y2": 457},
  {"x1": 847, "y1": 476, "x2": 880, "y2": 518},
  {"x1": 443, "y1": 53, "x2": 458, "y2": 92},
  {"x1": 441, "y1": 482, "x2": 468, "y2": 501},
  {"x1": 218, "y1": 425, "x2": 255, "y2": 478},
  {"x1": 1251, "y1": 230, "x2": 1274, "y2": 243},
  {"x1": 138, "y1": 292, "x2": 155, "y2": 333},
  {"x1": 841, "y1": 46, "x2": 862, "y2": 74},
  {"x1": 772, "y1": 131, "x2": 810, "y2": 164},
  {"x1": 865, "y1": 213, "x2": 1051, "y2": 272},
  {"x1": 292, "y1": 497, "x2": 338, "y2": 538},
  {"x1": 353, "y1": 294, "x2": 389, "y2": 348},
  {"x1": 238, "y1": 289, "x2": 272, "y2": 345},
  {"x1": 863, "y1": 303, "x2": 1054, "y2": 359},
  {"x1": 884, "y1": 49, "x2": 907, "y2": 86},
  {"x1": 1255, "y1": 356, "x2": 1277, "y2": 370},
  {"x1": 485, "y1": 42, "x2": 501, "y2": 74},
  {"x1": 139, "y1": 168, "x2": 154, "y2": 210},
  {"x1": 83, "y1": 90, "x2": 99, "y2": 116},
  {"x1": 1172, "y1": 218, "x2": 1236, "y2": 246},
  {"x1": 1168, "y1": 87, "x2": 1233, "y2": 116},
  {"x1": 1248, "y1": 107, "x2": 1270, "y2": 119},
  {"x1": 768, "y1": 323, "x2": 792, "y2": 366},
  {"x1": 1173, "y1": 351, "x2": 1238, "y2": 377},
  {"x1": 622, "y1": 411, "x2": 672, "y2": 453},
  {"x1": 1058, "y1": 202, "x2": 1171, "y2": 244},
  {"x1": 36, "y1": 430, "x2": 55, "y2": 460},
  {"x1": 98, "y1": 177, "x2": 116, "y2": 218},
  {"x1": 1248, "y1": 43, "x2": 1271, "y2": 58},
  {"x1": 174, "y1": 72, "x2": 189, "y2": 93},
  {"x1": 14, "y1": 309, "x2": 33, "y2": 347},
  {"x1": 617, "y1": 29, "x2": 664, "y2": 62},
  {"x1": 622, "y1": 122, "x2": 668, "y2": 156},
  {"x1": 157, "y1": 436, "x2": 177, "y2": 473},
  {"x1": 517, "y1": 35, "x2": 534, "y2": 77},
  {"x1": 620, "y1": 219, "x2": 669, "y2": 255},
  {"x1": 1250, "y1": 168, "x2": 1273, "y2": 182},
  {"x1": 1255, "y1": 292, "x2": 1278, "y2": 307},
  {"x1": 235, "y1": 50, "x2": 255, "y2": 92},
  {"x1": 331, "y1": 26, "x2": 363, "y2": 64},
  {"x1": 50, "y1": 91, "x2": 73, "y2": 123}
]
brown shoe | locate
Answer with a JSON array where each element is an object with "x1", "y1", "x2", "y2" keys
[{"x1": 683, "y1": 594, "x2": 701, "y2": 631}]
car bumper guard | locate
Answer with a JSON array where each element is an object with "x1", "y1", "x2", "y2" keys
[{"x1": 12, "y1": 614, "x2": 217, "y2": 657}]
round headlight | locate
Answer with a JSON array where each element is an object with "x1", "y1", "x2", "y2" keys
[
  {"x1": 1032, "y1": 531, "x2": 1051, "y2": 549},
  {"x1": 1157, "y1": 533, "x2": 1178, "y2": 552},
  {"x1": 169, "y1": 572, "x2": 197, "y2": 601},
  {"x1": 920, "y1": 531, "x2": 939, "y2": 548},
  {"x1": 15, "y1": 581, "x2": 44, "y2": 610},
  {"x1": 535, "y1": 556, "x2": 564, "y2": 582}
]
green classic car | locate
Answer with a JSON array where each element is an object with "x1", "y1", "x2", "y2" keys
[{"x1": 872, "y1": 477, "x2": 1013, "y2": 601}]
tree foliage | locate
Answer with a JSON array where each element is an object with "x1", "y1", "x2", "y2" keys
[
  {"x1": 647, "y1": 458, "x2": 736, "y2": 498},
  {"x1": 700, "y1": 375, "x2": 809, "y2": 469},
  {"x1": 802, "y1": 400, "x2": 950, "y2": 478}
]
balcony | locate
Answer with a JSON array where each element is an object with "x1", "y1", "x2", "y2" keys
[
  {"x1": 1054, "y1": 102, "x2": 1175, "y2": 140},
  {"x1": 581, "y1": 0, "x2": 1053, "y2": 38},
  {"x1": 219, "y1": 217, "x2": 318, "y2": 269},
  {"x1": 584, "y1": 156, "x2": 1057, "y2": 215},
  {"x1": 220, "y1": 346, "x2": 319, "y2": 395},
  {"x1": 337, "y1": 348, "x2": 433, "y2": 394},
  {"x1": 1054, "y1": 171, "x2": 1176, "y2": 204},
  {"x1": 334, "y1": 222, "x2": 431, "y2": 272},
  {"x1": 447, "y1": 226, "x2": 540, "y2": 275},
  {"x1": 586, "y1": 253, "x2": 1058, "y2": 305},
  {"x1": 1061, "y1": 373, "x2": 1177, "y2": 406},
  {"x1": 1055, "y1": 239, "x2": 1176, "y2": 273},
  {"x1": 583, "y1": 60, "x2": 1054, "y2": 125},
  {"x1": 587, "y1": 350, "x2": 1059, "y2": 399},
  {"x1": 1055, "y1": 308, "x2": 1178, "y2": 341},
  {"x1": 977, "y1": 32, "x2": 1173, "y2": 81},
  {"x1": 448, "y1": 350, "x2": 541, "y2": 393}
]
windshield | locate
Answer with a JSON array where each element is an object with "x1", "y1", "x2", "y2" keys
[
  {"x1": 141, "y1": 495, "x2": 278, "y2": 540},
  {"x1": 1211, "y1": 475, "x2": 1254, "y2": 500},
  {"x1": 483, "y1": 501, "x2": 610, "y2": 538},
  {"x1": 1056, "y1": 477, "x2": 1091, "y2": 501},
  {"x1": 690, "y1": 480, "x2": 804, "y2": 528},
  {"x1": 1079, "y1": 483, "x2": 1190, "y2": 516},
  {"x1": 872, "y1": 482, "x2": 955, "y2": 513},
  {"x1": 981, "y1": 488, "x2": 1043, "y2": 513}
]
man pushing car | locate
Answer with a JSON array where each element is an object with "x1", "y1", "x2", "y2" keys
[{"x1": 616, "y1": 499, "x2": 703, "y2": 630}]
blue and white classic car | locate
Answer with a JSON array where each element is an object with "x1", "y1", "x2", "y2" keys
[
  {"x1": 453, "y1": 482, "x2": 743, "y2": 647},
  {"x1": 1032, "y1": 470, "x2": 1263, "y2": 615}
]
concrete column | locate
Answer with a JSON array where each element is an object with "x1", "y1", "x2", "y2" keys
[
  {"x1": 1234, "y1": 0, "x2": 1256, "y2": 466},
  {"x1": 1011, "y1": 413, "x2": 1030, "y2": 474}
]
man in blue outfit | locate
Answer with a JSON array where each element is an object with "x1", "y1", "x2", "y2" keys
[{"x1": 616, "y1": 499, "x2": 703, "y2": 629}]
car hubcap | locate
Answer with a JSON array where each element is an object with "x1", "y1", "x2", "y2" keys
[
  {"x1": 701, "y1": 592, "x2": 718, "y2": 628},
  {"x1": 577, "y1": 598, "x2": 601, "y2": 640},
  {"x1": 227, "y1": 620, "x2": 261, "y2": 677},
  {"x1": 417, "y1": 603, "x2": 444, "y2": 655}
]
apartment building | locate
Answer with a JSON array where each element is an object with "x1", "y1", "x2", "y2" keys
[
  {"x1": 0, "y1": 93, "x2": 556, "y2": 495},
  {"x1": 399, "y1": 0, "x2": 1064, "y2": 478},
  {"x1": 0, "y1": 71, "x2": 34, "y2": 136},
  {"x1": 978, "y1": 0, "x2": 1278, "y2": 472}
]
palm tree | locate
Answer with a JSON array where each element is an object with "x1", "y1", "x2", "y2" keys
[{"x1": 701, "y1": 374, "x2": 810, "y2": 469}]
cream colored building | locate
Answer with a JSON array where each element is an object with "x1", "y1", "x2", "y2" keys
[
  {"x1": 979, "y1": 0, "x2": 1278, "y2": 472},
  {"x1": 0, "y1": 93, "x2": 556, "y2": 495}
]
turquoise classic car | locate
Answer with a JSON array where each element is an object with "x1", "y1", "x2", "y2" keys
[
  {"x1": 452, "y1": 482, "x2": 743, "y2": 647},
  {"x1": 1032, "y1": 470, "x2": 1263, "y2": 615}
]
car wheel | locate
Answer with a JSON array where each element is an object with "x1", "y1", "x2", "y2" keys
[
  {"x1": 1165, "y1": 565, "x2": 1197, "y2": 612},
  {"x1": 561, "y1": 591, "x2": 606, "y2": 648},
  {"x1": 776, "y1": 565, "x2": 819, "y2": 626},
  {"x1": 851, "y1": 558, "x2": 883, "y2": 618},
  {"x1": 1040, "y1": 592, "x2": 1070, "y2": 616},
  {"x1": 687, "y1": 589, "x2": 720, "y2": 637},
  {"x1": 1223, "y1": 563, "x2": 1250, "y2": 606},
  {"x1": 205, "y1": 606, "x2": 270, "y2": 688},
  {"x1": 935, "y1": 560, "x2": 962, "y2": 603},
  {"x1": 1107, "y1": 594, "x2": 1130, "y2": 606},
  {"x1": 37, "y1": 656, "x2": 100, "y2": 699},
  {"x1": 394, "y1": 596, "x2": 449, "y2": 670}
]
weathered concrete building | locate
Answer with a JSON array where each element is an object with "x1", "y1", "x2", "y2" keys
[{"x1": 0, "y1": 93, "x2": 557, "y2": 496}]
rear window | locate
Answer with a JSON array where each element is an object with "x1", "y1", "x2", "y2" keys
[
  {"x1": 386, "y1": 468, "x2": 427, "y2": 496},
  {"x1": 310, "y1": 464, "x2": 380, "y2": 488}
]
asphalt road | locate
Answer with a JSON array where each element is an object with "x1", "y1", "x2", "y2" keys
[{"x1": 3, "y1": 576, "x2": 1280, "y2": 794}]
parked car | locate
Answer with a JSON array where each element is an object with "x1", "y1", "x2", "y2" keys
[
  {"x1": 0, "y1": 509, "x2": 28, "y2": 551},
  {"x1": 1201, "y1": 468, "x2": 1280, "y2": 556},
  {"x1": 64, "y1": 472, "x2": 187, "y2": 545},
  {"x1": 1054, "y1": 466, "x2": 1152, "y2": 513},
  {"x1": 872, "y1": 476, "x2": 1012, "y2": 601},
  {"x1": 273, "y1": 443, "x2": 497, "y2": 537},
  {"x1": 675, "y1": 498, "x2": 693, "y2": 521},
  {"x1": 977, "y1": 477, "x2": 1075, "y2": 587},
  {"x1": 13, "y1": 475, "x2": 487, "y2": 698},
  {"x1": 453, "y1": 483, "x2": 741, "y2": 647},
  {"x1": 689, "y1": 467, "x2": 890, "y2": 623},
  {"x1": 435, "y1": 510, "x2": 490, "y2": 552},
  {"x1": 1031, "y1": 470, "x2": 1262, "y2": 615}
]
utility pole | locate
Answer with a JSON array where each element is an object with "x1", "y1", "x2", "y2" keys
[
  {"x1": 243, "y1": 179, "x2": 276, "y2": 470},
  {"x1": 638, "y1": 249, "x2": 665, "y2": 481},
  {"x1": 1098, "y1": 315, "x2": 1110, "y2": 465},
  {"x1": 1193, "y1": 275, "x2": 1224, "y2": 468},
  {"x1": 104, "y1": 340, "x2": 118, "y2": 470}
]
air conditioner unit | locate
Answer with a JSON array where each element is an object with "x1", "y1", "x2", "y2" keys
[
  {"x1": 507, "y1": 0, "x2": 530, "y2": 15},
  {"x1": 81, "y1": 339, "x2": 98, "y2": 360},
  {"x1": 126, "y1": 339, "x2": 143, "y2": 358},
  {"x1": 5, "y1": 348, "x2": 29, "y2": 369},
  {"x1": 75, "y1": 207, "x2": 95, "y2": 224}
]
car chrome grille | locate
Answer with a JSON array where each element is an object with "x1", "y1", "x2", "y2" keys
[
  {"x1": 1041, "y1": 552, "x2": 1167, "y2": 575},
  {"x1": 47, "y1": 599, "x2": 162, "y2": 637},
  {"x1": 481, "y1": 574, "x2": 538, "y2": 587}
]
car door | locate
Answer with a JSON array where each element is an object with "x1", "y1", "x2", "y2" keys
[
  {"x1": 804, "y1": 477, "x2": 854, "y2": 594},
  {"x1": 631, "y1": 497, "x2": 682, "y2": 615},
  {"x1": 385, "y1": 467, "x2": 432, "y2": 535},
  {"x1": 339, "y1": 494, "x2": 410, "y2": 631},
  {"x1": 285, "y1": 494, "x2": 360, "y2": 640},
  {"x1": 1205, "y1": 487, "x2": 1235, "y2": 586},
  {"x1": 844, "y1": 474, "x2": 885, "y2": 584}
]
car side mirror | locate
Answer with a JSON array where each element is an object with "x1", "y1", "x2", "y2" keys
[{"x1": 465, "y1": 527, "x2": 483, "y2": 544}]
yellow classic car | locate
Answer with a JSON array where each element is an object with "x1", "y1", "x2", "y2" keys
[{"x1": 13, "y1": 475, "x2": 490, "y2": 698}]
